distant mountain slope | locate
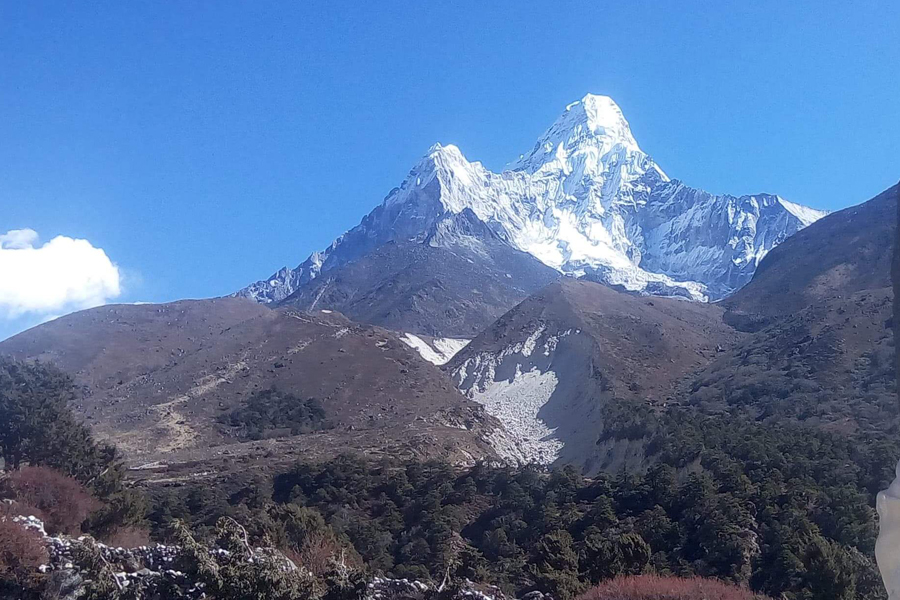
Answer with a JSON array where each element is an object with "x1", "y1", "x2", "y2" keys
[
  {"x1": 446, "y1": 279, "x2": 739, "y2": 473},
  {"x1": 239, "y1": 94, "x2": 824, "y2": 315},
  {"x1": 446, "y1": 184, "x2": 897, "y2": 470},
  {"x1": 725, "y1": 183, "x2": 896, "y2": 320},
  {"x1": 0, "y1": 298, "x2": 500, "y2": 476},
  {"x1": 686, "y1": 184, "x2": 898, "y2": 434},
  {"x1": 277, "y1": 210, "x2": 559, "y2": 337}
]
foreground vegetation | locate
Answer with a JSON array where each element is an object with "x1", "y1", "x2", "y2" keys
[
  {"x1": 148, "y1": 399, "x2": 895, "y2": 600},
  {"x1": 1, "y1": 358, "x2": 896, "y2": 600}
]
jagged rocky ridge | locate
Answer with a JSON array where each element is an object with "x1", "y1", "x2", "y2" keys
[{"x1": 239, "y1": 94, "x2": 825, "y2": 305}]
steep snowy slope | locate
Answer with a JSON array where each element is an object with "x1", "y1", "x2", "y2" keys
[{"x1": 239, "y1": 94, "x2": 825, "y2": 305}]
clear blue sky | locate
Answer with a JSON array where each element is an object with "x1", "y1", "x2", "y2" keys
[{"x1": 1, "y1": 1, "x2": 898, "y2": 338}]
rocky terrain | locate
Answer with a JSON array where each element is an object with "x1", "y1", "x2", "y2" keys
[
  {"x1": 276, "y1": 210, "x2": 559, "y2": 338},
  {"x1": 447, "y1": 279, "x2": 740, "y2": 473},
  {"x1": 0, "y1": 298, "x2": 500, "y2": 480},
  {"x1": 10, "y1": 514, "x2": 526, "y2": 600}
]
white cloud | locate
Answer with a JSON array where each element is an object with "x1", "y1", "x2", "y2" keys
[
  {"x1": 0, "y1": 228, "x2": 121, "y2": 319},
  {"x1": 0, "y1": 229, "x2": 39, "y2": 249}
]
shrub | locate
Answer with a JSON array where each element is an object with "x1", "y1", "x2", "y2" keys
[
  {"x1": 0, "y1": 519, "x2": 48, "y2": 587},
  {"x1": 218, "y1": 388, "x2": 330, "y2": 440},
  {"x1": 293, "y1": 534, "x2": 344, "y2": 578},
  {"x1": 101, "y1": 525, "x2": 152, "y2": 548},
  {"x1": 579, "y1": 575, "x2": 770, "y2": 600},
  {"x1": 0, "y1": 358, "x2": 144, "y2": 537},
  {"x1": 0, "y1": 358, "x2": 115, "y2": 482},
  {"x1": 1, "y1": 466, "x2": 100, "y2": 535}
]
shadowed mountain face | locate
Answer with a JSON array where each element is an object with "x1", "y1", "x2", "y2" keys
[
  {"x1": 0, "y1": 298, "x2": 500, "y2": 477},
  {"x1": 277, "y1": 210, "x2": 560, "y2": 338},
  {"x1": 446, "y1": 184, "x2": 898, "y2": 471},
  {"x1": 688, "y1": 184, "x2": 899, "y2": 434}
]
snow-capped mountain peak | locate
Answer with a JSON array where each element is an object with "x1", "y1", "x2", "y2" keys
[
  {"x1": 514, "y1": 94, "x2": 642, "y2": 171},
  {"x1": 237, "y1": 94, "x2": 826, "y2": 307}
]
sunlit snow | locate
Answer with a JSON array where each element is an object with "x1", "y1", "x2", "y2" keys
[{"x1": 401, "y1": 333, "x2": 471, "y2": 365}]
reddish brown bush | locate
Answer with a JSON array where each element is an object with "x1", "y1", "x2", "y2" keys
[
  {"x1": 0, "y1": 519, "x2": 48, "y2": 585},
  {"x1": 281, "y1": 534, "x2": 338, "y2": 576},
  {"x1": 0, "y1": 500, "x2": 46, "y2": 523},
  {"x1": 1, "y1": 466, "x2": 100, "y2": 535},
  {"x1": 578, "y1": 575, "x2": 771, "y2": 600},
  {"x1": 102, "y1": 525, "x2": 151, "y2": 548}
]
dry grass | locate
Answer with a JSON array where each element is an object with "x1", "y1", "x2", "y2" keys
[{"x1": 578, "y1": 575, "x2": 771, "y2": 600}]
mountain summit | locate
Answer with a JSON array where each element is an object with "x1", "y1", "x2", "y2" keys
[
  {"x1": 238, "y1": 95, "x2": 826, "y2": 308},
  {"x1": 513, "y1": 94, "x2": 646, "y2": 173}
]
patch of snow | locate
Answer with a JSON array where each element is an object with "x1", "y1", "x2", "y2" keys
[
  {"x1": 469, "y1": 366, "x2": 563, "y2": 464},
  {"x1": 778, "y1": 196, "x2": 829, "y2": 226},
  {"x1": 453, "y1": 325, "x2": 577, "y2": 464},
  {"x1": 401, "y1": 333, "x2": 471, "y2": 365},
  {"x1": 431, "y1": 337, "x2": 471, "y2": 362}
]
